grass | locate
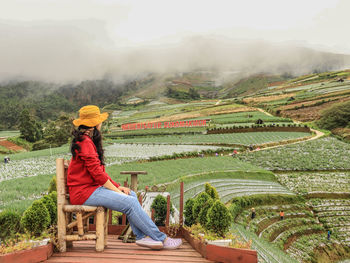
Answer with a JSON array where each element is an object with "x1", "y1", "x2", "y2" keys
[
  {"x1": 0, "y1": 173, "x2": 53, "y2": 213},
  {"x1": 0, "y1": 144, "x2": 70, "y2": 161},
  {"x1": 106, "y1": 127, "x2": 206, "y2": 137},
  {"x1": 106, "y1": 156, "x2": 266, "y2": 190},
  {"x1": 112, "y1": 132, "x2": 311, "y2": 145},
  {"x1": 0, "y1": 130, "x2": 20, "y2": 138}
]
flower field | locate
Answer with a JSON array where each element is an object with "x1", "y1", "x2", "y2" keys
[
  {"x1": 238, "y1": 137, "x2": 350, "y2": 170},
  {"x1": 275, "y1": 172, "x2": 350, "y2": 194},
  {"x1": 114, "y1": 131, "x2": 311, "y2": 145},
  {"x1": 0, "y1": 143, "x2": 224, "y2": 182}
]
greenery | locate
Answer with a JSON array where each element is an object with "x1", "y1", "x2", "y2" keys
[
  {"x1": 114, "y1": 131, "x2": 311, "y2": 145},
  {"x1": 205, "y1": 183, "x2": 219, "y2": 200},
  {"x1": 317, "y1": 100, "x2": 350, "y2": 130},
  {"x1": 150, "y1": 195, "x2": 174, "y2": 226},
  {"x1": 192, "y1": 192, "x2": 212, "y2": 223},
  {"x1": 237, "y1": 137, "x2": 350, "y2": 170},
  {"x1": 184, "y1": 198, "x2": 195, "y2": 226},
  {"x1": 0, "y1": 173, "x2": 53, "y2": 213},
  {"x1": 20, "y1": 200, "x2": 51, "y2": 236},
  {"x1": 198, "y1": 198, "x2": 214, "y2": 228},
  {"x1": 48, "y1": 176, "x2": 57, "y2": 193},
  {"x1": 18, "y1": 109, "x2": 43, "y2": 143},
  {"x1": 0, "y1": 210, "x2": 22, "y2": 241},
  {"x1": 229, "y1": 194, "x2": 304, "y2": 220},
  {"x1": 33, "y1": 114, "x2": 73, "y2": 150},
  {"x1": 41, "y1": 195, "x2": 57, "y2": 225},
  {"x1": 206, "y1": 200, "x2": 232, "y2": 237}
]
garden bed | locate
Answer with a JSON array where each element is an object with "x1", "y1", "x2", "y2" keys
[
  {"x1": 182, "y1": 227, "x2": 257, "y2": 263},
  {"x1": 0, "y1": 243, "x2": 53, "y2": 263}
]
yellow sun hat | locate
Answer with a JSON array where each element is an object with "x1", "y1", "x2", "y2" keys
[{"x1": 73, "y1": 105, "x2": 109, "y2": 127}]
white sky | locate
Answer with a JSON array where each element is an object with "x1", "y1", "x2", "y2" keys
[
  {"x1": 1, "y1": 0, "x2": 349, "y2": 53},
  {"x1": 0, "y1": 0, "x2": 349, "y2": 82}
]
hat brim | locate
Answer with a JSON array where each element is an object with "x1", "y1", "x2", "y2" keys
[{"x1": 73, "y1": 112, "x2": 109, "y2": 127}]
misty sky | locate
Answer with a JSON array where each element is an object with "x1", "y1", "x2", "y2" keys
[{"x1": 0, "y1": 0, "x2": 349, "y2": 82}]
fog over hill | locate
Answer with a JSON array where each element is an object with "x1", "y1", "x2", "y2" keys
[{"x1": 0, "y1": 19, "x2": 349, "y2": 84}]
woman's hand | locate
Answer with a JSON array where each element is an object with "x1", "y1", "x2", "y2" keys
[{"x1": 118, "y1": 186, "x2": 131, "y2": 195}]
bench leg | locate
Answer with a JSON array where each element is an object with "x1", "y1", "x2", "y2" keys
[
  {"x1": 96, "y1": 207, "x2": 105, "y2": 252},
  {"x1": 104, "y1": 209, "x2": 108, "y2": 247}
]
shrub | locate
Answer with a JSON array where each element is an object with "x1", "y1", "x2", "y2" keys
[
  {"x1": 207, "y1": 200, "x2": 232, "y2": 237},
  {"x1": 0, "y1": 210, "x2": 22, "y2": 241},
  {"x1": 21, "y1": 200, "x2": 50, "y2": 236},
  {"x1": 205, "y1": 183, "x2": 219, "y2": 200},
  {"x1": 184, "y1": 198, "x2": 195, "y2": 226},
  {"x1": 41, "y1": 195, "x2": 57, "y2": 225},
  {"x1": 151, "y1": 195, "x2": 174, "y2": 226},
  {"x1": 317, "y1": 100, "x2": 350, "y2": 130},
  {"x1": 192, "y1": 192, "x2": 212, "y2": 223},
  {"x1": 198, "y1": 198, "x2": 214, "y2": 228},
  {"x1": 48, "y1": 176, "x2": 57, "y2": 193},
  {"x1": 48, "y1": 191, "x2": 57, "y2": 207}
]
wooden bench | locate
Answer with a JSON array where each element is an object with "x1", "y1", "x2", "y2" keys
[{"x1": 56, "y1": 158, "x2": 108, "y2": 252}]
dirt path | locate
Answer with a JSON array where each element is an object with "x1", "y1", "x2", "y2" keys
[
  {"x1": 251, "y1": 108, "x2": 325, "y2": 152},
  {"x1": 256, "y1": 108, "x2": 273, "y2": 116},
  {"x1": 0, "y1": 138, "x2": 25, "y2": 152}
]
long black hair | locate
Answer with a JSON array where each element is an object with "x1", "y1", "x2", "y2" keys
[{"x1": 71, "y1": 125, "x2": 105, "y2": 165}]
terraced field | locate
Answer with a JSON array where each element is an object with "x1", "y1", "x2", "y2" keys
[
  {"x1": 238, "y1": 137, "x2": 350, "y2": 170},
  {"x1": 113, "y1": 131, "x2": 311, "y2": 145},
  {"x1": 170, "y1": 178, "x2": 293, "y2": 208},
  {"x1": 308, "y1": 199, "x2": 350, "y2": 246},
  {"x1": 276, "y1": 172, "x2": 350, "y2": 194}
]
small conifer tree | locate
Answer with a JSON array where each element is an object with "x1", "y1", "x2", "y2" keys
[
  {"x1": 21, "y1": 200, "x2": 51, "y2": 236},
  {"x1": 41, "y1": 195, "x2": 57, "y2": 225},
  {"x1": 0, "y1": 210, "x2": 22, "y2": 241},
  {"x1": 192, "y1": 192, "x2": 212, "y2": 223},
  {"x1": 198, "y1": 198, "x2": 214, "y2": 228},
  {"x1": 184, "y1": 198, "x2": 195, "y2": 226},
  {"x1": 207, "y1": 200, "x2": 232, "y2": 237}
]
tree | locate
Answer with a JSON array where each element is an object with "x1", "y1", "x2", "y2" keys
[
  {"x1": 18, "y1": 109, "x2": 43, "y2": 142},
  {"x1": 43, "y1": 114, "x2": 73, "y2": 146},
  {"x1": 189, "y1": 88, "x2": 200, "y2": 99},
  {"x1": 317, "y1": 100, "x2": 350, "y2": 130}
]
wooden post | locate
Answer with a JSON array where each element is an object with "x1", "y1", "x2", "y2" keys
[
  {"x1": 122, "y1": 214, "x2": 126, "y2": 225},
  {"x1": 56, "y1": 158, "x2": 67, "y2": 253},
  {"x1": 108, "y1": 209, "x2": 112, "y2": 225},
  {"x1": 138, "y1": 194, "x2": 143, "y2": 206},
  {"x1": 104, "y1": 208, "x2": 108, "y2": 247},
  {"x1": 151, "y1": 208, "x2": 155, "y2": 222},
  {"x1": 96, "y1": 207, "x2": 105, "y2": 252},
  {"x1": 120, "y1": 171, "x2": 147, "y2": 192},
  {"x1": 180, "y1": 181, "x2": 184, "y2": 226},
  {"x1": 131, "y1": 174, "x2": 138, "y2": 192},
  {"x1": 77, "y1": 212, "x2": 84, "y2": 236},
  {"x1": 166, "y1": 195, "x2": 170, "y2": 227}
]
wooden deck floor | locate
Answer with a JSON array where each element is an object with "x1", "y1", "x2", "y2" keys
[{"x1": 46, "y1": 236, "x2": 213, "y2": 263}]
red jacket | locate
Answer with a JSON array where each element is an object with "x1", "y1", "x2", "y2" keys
[{"x1": 67, "y1": 135, "x2": 120, "y2": 205}]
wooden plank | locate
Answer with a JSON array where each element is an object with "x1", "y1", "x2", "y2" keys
[
  {"x1": 47, "y1": 258, "x2": 211, "y2": 263},
  {"x1": 49, "y1": 253, "x2": 211, "y2": 262},
  {"x1": 64, "y1": 248, "x2": 201, "y2": 257}
]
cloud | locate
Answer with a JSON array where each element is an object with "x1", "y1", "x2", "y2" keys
[{"x1": 0, "y1": 19, "x2": 349, "y2": 83}]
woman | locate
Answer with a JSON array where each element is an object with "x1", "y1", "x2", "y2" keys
[{"x1": 67, "y1": 105, "x2": 182, "y2": 250}]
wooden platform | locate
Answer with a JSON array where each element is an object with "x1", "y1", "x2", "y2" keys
[{"x1": 46, "y1": 235, "x2": 213, "y2": 263}]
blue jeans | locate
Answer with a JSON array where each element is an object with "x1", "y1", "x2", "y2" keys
[{"x1": 84, "y1": 187, "x2": 166, "y2": 242}]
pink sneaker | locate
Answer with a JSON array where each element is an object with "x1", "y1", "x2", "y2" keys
[
  {"x1": 136, "y1": 237, "x2": 163, "y2": 250},
  {"x1": 163, "y1": 237, "x2": 182, "y2": 249}
]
